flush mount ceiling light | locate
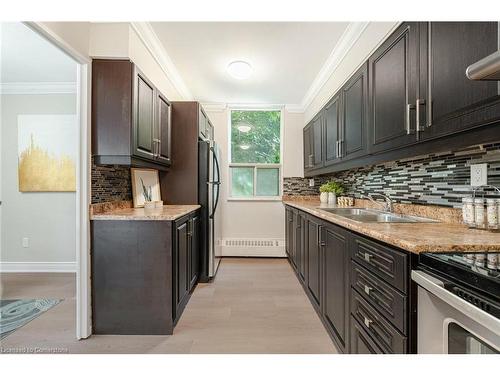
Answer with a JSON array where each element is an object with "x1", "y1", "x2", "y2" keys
[
  {"x1": 239, "y1": 144, "x2": 250, "y2": 150},
  {"x1": 237, "y1": 123, "x2": 252, "y2": 133},
  {"x1": 227, "y1": 60, "x2": 252, "y2": 80}
]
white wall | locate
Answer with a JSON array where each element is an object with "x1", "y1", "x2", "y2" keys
[
  {"x1": 207, "y1": 107, "x2": 303, "y2": 256},
  {"x1": 1, "y1": 93, "x2": 77, "y2": 266},
  {"x1": 88, "y1": 23, "x2": 186, "y2": 101},
  {"x1": 304, "y1": 22, "x2": 399, "y2": 123}
]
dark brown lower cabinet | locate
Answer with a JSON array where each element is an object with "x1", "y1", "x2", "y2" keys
[
  {"x1": 321, "y1": 223, "x2": 349, "y2": 352},
  {"x1": 91, "y1": 210, "x2": 199, "y2": 335},
  {"x1": 306, "y1": 217, "x2": 322, "y2": 310},
  {"x1": 350, "y1": 316, "x2": 384, "y2": 354},
  {"x1": 284, "y1": 205, "x2": 415, "y2": 353}
]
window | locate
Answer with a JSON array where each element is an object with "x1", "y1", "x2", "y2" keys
[{"x1": 229, "y1": 109, "x2": 282, "y2": 199}]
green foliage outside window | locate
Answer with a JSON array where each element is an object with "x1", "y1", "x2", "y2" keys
[{"x1": 230, "y1": 110, "x2": 281, "y2": 163}]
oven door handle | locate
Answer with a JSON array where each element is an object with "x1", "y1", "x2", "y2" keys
[{"x1": 412, "y1": 270, "x2": 500, "y2": 336}]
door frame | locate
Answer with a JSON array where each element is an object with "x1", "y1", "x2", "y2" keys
[{"x1": 24, "y1": 22, "x2": 92, "y2": 339}]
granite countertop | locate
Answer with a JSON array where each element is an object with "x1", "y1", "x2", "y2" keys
[
  {"x1": 90, "y1": 204, "x2": 201, "y2": 221},
  {"x1": 283, "y1": 200, "x2": 500, "y2": 254}
]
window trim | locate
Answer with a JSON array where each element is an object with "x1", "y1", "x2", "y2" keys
[
  {"x1": 227, "y1": 107, "x2": 284, "y2": 201},
  {"x1": 228, "y1": 163, "x2": 282, "y2": 201}
]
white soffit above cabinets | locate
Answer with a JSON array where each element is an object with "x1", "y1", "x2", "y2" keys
[{"x1": 149, "y1": 22, "x2": 351, "y2": 106}]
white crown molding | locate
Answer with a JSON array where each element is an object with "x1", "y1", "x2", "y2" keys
[
  {"x1": 201, "y1": 102, "x2": 305, "y2": 113},
  {"x1": 0, "y1": 82, "x2": 77, "y2": 95},
  {"x1": 0, "y1": 261, "x2": 77, "y2": 273},
  {"x1": 300, "y1": 22, "x2": 370, "y2": 112},
  {"x1": 130, "y1": 22, "x2": 192, "y2": 100}
]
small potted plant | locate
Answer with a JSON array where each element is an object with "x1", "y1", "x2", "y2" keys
[
  {"x1": 140, "y1": 177, "x2": 156, "y2": 211},
  {"x1": 319, "y1": 182, "x2": 330, "y2": 203},
  {"x1": 326, "y1": 181, "x2": 345, "y2": 205}
]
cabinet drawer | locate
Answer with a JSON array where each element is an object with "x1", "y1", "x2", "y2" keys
[
  {"x1": 350, "y1": 315, "x2": 384, "y2": 354},
  {"x1": 351, "y1": 261, "x2": 407, "y2": 334},
  {"x1": 351, "y1": 235, "x2": 407, "y2": 292},
  {"x1": 351, "y1": 289, "x2": 407, "y2": 354}
]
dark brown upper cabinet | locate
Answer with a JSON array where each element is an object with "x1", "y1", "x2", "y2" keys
[
  {"x1": 303, "y1": 114, "x2": 324, "y2": 172},
  {"x1": 368, "y1": 22, "x2": 419, "y2": 154},
  {"x1": 303, "y1": 122, "x2": 314, "y2": 171},
  {"x1": 341, "y1": 63, "x2": 368, "y2": 161},
  {"x1": 198, "y1": 107, "x2": 214, "y2": 141},
  {"x1": 417, "y1": 22, "x2": 500, "y2": 140},
  {"x1": 304, "y1": 22, "x2": 500, "y2": 177},
  {"x1": 323, "y1": 93, "x2": 342, "y2": 167},
  {"x1": 92, "y1": 59, "x2": 172, "y2": 170},
  {"x1": 312, "y1": 113, "x2": 324, "y2": 169}
]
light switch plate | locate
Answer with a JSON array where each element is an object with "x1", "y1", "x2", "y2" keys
[
  {"x1": 309, "y1": 179, "x2": 315, "y2": 187},
  {"x1": 470, "y1": 164, "x2": 487, "y2": 187}
]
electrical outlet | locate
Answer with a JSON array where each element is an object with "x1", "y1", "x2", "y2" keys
[
  {"x1": 309, "y1": 178, "x2": 315, "y2": 187},
  {"x1": 22, "y1": 237, "x2": 29, "y2": 248},
  {"x1": 470, "y1": 164, "x2": 488, "y2": 187}
]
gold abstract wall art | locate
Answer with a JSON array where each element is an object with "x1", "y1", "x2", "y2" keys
[{"x1": 17, "y1": 115, "x2": 77, "y2": 192}]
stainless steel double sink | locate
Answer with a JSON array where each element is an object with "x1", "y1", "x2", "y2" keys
[{"x1": 318, "y1": 207, "x2": 438, "y2": 223}]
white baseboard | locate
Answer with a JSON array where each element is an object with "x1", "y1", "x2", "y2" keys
[
  {"x1": 0, "y1": 262, "x2": 77, "y2": 273},
  {"x1": 221, "y1": 238, "x2": 286, "y2": 257}
]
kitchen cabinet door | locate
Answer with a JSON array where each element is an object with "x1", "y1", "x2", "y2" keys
[
  {"x1": 298, "y1": 212, "x2": 307, "y2": 283},
  {"x1": 307, "y1": 217, "x2": 322, "y2": 310},
  {"x1": 293, "y1": 210, "x2": 302, "y2": 279},
  {"x1": 285, "y1": 207, "x2": 294, "y2": 262},
  {"x1": 341, "y1": 63, "x2": 368, "y2": 161},
  {"x1": 418, "y1": 22, "x2": 500, "y2": 140},
  {"x1": 174, "y1": 218, "x2": 190, "y2": 320},
  {"x1": 133, "y1": 69, "x2": 156, "y2": 161},
  {"x1": 303, "y1": 123, "x2": 314, "y2": 171},
  {"x1": 189, "y1": 215, "x2": 199, "y2": 291},
  {"x1": 368, "y1": 22, "x2": 419, "y2": 154},
  {"x1": 312, "y1": 114, "x2": 324, "y2": 169},
  {"x1": 199, "y1": 108, "x2": 208, "y2": 140},
  {"x1": 322, "y1": 223, "x2": 349, "y2": 352},
  {"x1": 323, "y1": 93, "x2": 342, "y2": 167},
  {"x1": 155, "y1": 92, "x2": 172, "y2": 166}
]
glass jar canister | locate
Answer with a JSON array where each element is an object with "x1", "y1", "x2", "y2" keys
[
  {"x1": 474, "y1": 198, "x2": 486, "y2": 228},
  {"x1": 462, "y1": 197, "x2": 475, "y2": 226},
  {"x1": 486, "y1": 198, "x2": 498, "y2": 229}
]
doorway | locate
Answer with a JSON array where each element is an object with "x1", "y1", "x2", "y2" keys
[{"x1": 0, "y1": 22, "x2": 90, "y2": 342}]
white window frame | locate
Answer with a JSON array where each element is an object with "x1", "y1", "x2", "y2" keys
[{"x1": 227, "y1": 106, "x2": 283, "y2": 201}]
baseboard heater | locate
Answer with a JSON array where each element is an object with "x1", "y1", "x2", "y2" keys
[{"x1": 221, "y1": 238, "x2": 285, "y2": 257}]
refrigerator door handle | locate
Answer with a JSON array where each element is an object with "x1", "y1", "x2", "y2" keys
[{"x1": 210, "y1": 146, "x2": 221, "y2": 219}]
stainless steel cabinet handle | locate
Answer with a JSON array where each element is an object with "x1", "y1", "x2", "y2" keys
[
  {"x1": 416, "y1": 99, "x2": 426, "y2": 131},
  {"x1": 406, "y1": 103, "x2": 416, "y2": 134},
  {"x1": 364, "y1": 284, "x2": 373, "y2": 296}
]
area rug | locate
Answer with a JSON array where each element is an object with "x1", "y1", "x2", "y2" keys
[{"x1": 0, "y1": 299, "x2": 62, "y2": 340}]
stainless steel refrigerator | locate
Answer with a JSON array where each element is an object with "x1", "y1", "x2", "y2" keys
[{"x1": 198, "y1": 140, "x2": 222, "y2": 280}]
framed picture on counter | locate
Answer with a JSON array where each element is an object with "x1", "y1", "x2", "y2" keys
[{"x1": 131, "y1": 168, "x2": 161, "y2": 208}]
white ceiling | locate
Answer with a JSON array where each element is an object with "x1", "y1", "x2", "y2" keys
[
  {"x1": 150, "y1": 22, "x2": 349, "y2": 105},
  {"x1": 0, "y1": 22, "x2": 76, "y2": 83}
]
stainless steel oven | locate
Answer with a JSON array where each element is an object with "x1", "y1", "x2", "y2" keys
[{"x1": 412, "y1": 253, "x2": 500, "y2": 354}]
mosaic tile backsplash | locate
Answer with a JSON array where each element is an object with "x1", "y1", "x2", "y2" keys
[
  {"x1": 91, "y1": 159, "x2": 132, "y2": 204},
  {"x1": 284, "y1": 142, "x2": 500, "y2": 208}
]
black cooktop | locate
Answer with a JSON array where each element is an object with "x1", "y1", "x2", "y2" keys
[{"x1": 419, "y1": 253, "x2": 500, "y2": 318}]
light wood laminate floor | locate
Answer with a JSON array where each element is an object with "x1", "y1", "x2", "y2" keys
[{"x1": 0, "y1": 258, "x2": 336, "y2": 354}]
